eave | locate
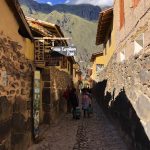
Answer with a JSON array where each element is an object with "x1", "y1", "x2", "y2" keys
[
  {"x1": 90, "y1": 52, "x2": 103, "y2": 62},
  {"x1": 96, "y1": 7, "x2": 113, "y2": 45},
  {"x1": 6, "y1": 0, "x2": 33, "y2": 40}
]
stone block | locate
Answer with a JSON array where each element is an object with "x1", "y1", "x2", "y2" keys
[
  {"x1": 145, "y1": 121, "x2": 150, "y2": 140},
  {"x1": 21, "y1": 89, "x2": 28, "y2": 95},
  {"x1": 136, "y1": 94, "x2": 150, "y2": 121},
  {"x1": 0, "y1": 96, "x2": 11, "y2": 121},
  {"x1": 20, "y1": 64, "x2": 25, "y2": 70},
  {"x1": 21, "y1": 81, "x2": 25, "y2": 87},
  {"x1": 10, "y1": 90, "x2": 15, "y2": 95},
  {"x1": 146, "y1": 88, "x2": 150, "y2": 98},
  {"x1": 128, "y1": 90, "x2": 138, "y2": 102},
  {"x1": 139, "y1": 69, "x2": 150, "y2": 84}
]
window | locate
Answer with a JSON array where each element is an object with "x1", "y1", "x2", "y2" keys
[
  {"x1": 134, "y1": 33, "x2": 144, "y2": 55},
  {"x1": 96, "y1": 64, "x2": 104, "y2": 73},
  {"x1": 132, "y1": 0, "x2": 140, "y2": 8},
  {"x1": 120, "y1": 0, "x2": 125, "y2": 29},
  {"x1": 103, "y1": 43, "x2": 106, "y2": 49},
  {"x1": 68, "y1": 63, "x2": 70, "y2": 71},
  {"x1": 61, "y1": 57, "x2": 67, "y2": 69},
  {"x1": 109, "y1": 31, "x2": 111, "y2": 47},
  {"x1": 103, "y1": 43, "x2": 107, "y2": 55},
  {"x1": 120, "y1": 49, "x2": 126, "y2": 62}
]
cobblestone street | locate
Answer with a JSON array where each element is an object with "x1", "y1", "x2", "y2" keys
[{"x1": 28, "y1": 98, "x2": 129, "y2": 150}]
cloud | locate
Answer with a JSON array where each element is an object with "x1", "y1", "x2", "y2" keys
[
  {"x1": 65, "y1": 0, "x2": 70, "y2": 4},
  {"x1": 68, "y1": 0, "x2": 113, "y2": 6},
  {"x1": 46, "y1": 1, "x2": 53, "y2": 5}
]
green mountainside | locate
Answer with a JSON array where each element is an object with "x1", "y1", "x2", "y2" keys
[
  {"x1": 19, "y1": 0, "x2": 101, "y2": 21},
  {"x1": 20, "y1": 2, "x2": 102, "y2": 72},
  {"x1": 45, "y1": 11, "x2": 101, "y2": 64}
]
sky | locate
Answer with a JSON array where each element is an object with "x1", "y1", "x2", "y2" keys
[{"x1": 35, "y1": 0, "x2": 113, "y2": 6}]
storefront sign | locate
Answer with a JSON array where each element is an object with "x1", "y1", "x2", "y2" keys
[
  {"x1": 52, "y1": 46, "x2": 77, "y2": 56},
  {"x1": 33, "y1": 71, "x2": 41, "y2": 140}
]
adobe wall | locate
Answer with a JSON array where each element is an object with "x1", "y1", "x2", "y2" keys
[
  {"x1": 0, "y1": 33, "x2": 34, "y2": 150},
  {"x1": 0, "y1": 1, "x2": 35, "y2": 150}
]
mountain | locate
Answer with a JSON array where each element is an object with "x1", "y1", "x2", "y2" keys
[
  {"x1": 19, "y1": 0, "x2": 101, "y2": 21},
  {"x1": 19, "y1": 0, "x2": 103, "y2": 72},
  {"x1": 45, "y1": 11, "x2": 101, "y2": 63}
]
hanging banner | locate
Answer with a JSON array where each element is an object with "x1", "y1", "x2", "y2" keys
[{"x1": 33, "y1": 71, "x2": 41, "y2": 140}]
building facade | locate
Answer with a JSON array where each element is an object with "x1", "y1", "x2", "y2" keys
[
  {"x1": 91, "y1": 8, "x2": 115, "y2": 83},
  {"x1": 114, "y1": 0, "x2": 150, "y2": 62},
  {"x1": 26, "y1": 17, "x2": 76, "y2": 138},
  {"x1": 90, "y1": 52, "x2": 104, "y2": 82},
  {"x1": 95, "y1": 0, "x2": 150, "y2": 149},
  {"x1": 0, "y1": 0, "x2": 34, "y2": 149},
  {"x1": 96, "y1": 8, "x2": 115, "y2": 67}
]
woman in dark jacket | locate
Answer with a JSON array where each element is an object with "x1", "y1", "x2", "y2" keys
[{"x1": 70, "y1": 88, "x2": 79, "y2": 119}]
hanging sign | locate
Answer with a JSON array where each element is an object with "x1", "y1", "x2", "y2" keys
[{"x1": 52, "y1": 46, "x2": 77, "y2": 56}]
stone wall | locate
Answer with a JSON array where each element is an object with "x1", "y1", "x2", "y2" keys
[
  {"x1": 93, "y1": 2, "x2": 150, "y2": 149},
  {"x1": 94, "y1": 47, "x2": 150, "y2": 149},
  {"x1": 0, "y1": 32, "x2": 34, "y2": 150},
  {"x1": 42, "y1": 67, "x2": 72, "y2": 124},
  {"x1": 114, "y1": 0, "x2": 150, "y2": 59}
]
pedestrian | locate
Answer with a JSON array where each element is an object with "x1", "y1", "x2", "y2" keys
[
  {"x1": 82, "y1": 89, "x2": 92, "y2": 117},
  {"x1": 70, "y1": 88, "x2": 79, "y2": 119},
  {"x1": 63, "y1": 85, "x2": 71, "y2": 113}
]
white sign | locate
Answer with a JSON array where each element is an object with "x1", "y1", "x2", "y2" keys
[
  {"x1": 1, "y1": 71, "x2": 7, "y2": 86},
  {"x1": 52, "y1": 46, "x2": 77, "y2": 56}
]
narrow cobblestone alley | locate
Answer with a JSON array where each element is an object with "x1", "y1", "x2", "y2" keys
[{"x1": 28, "y1": 97, "x2": 129, "y2": 150}]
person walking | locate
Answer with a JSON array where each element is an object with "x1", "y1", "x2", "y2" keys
[
  {"x1": 70, "y1": 88, "x2": 79, "y2": 119},
  {"x1": 82, "y1": 89, "x2": 91, "y2": 117},
  {"x1": 63, "y1": 85, "x2": 71, "y2": 113}
]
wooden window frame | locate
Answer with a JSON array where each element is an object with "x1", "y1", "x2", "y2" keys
[
  {"x1": 120, "y1": 0, "x2": 125, "y2": 29},
  {"x1": 132, "y1": 0, "x2": 140, "y2": 8}
]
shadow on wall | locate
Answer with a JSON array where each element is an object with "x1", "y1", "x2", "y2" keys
[
  {"x1": 92, "y1": 80, "x2": 150, "y2": 150},
  {"x1": 92, "y1": 80, "x2": 107, "y2": 106}
]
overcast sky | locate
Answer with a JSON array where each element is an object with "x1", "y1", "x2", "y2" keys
[{"x1": 35, "y1": 0, "x2": 113, "y2": 6}]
